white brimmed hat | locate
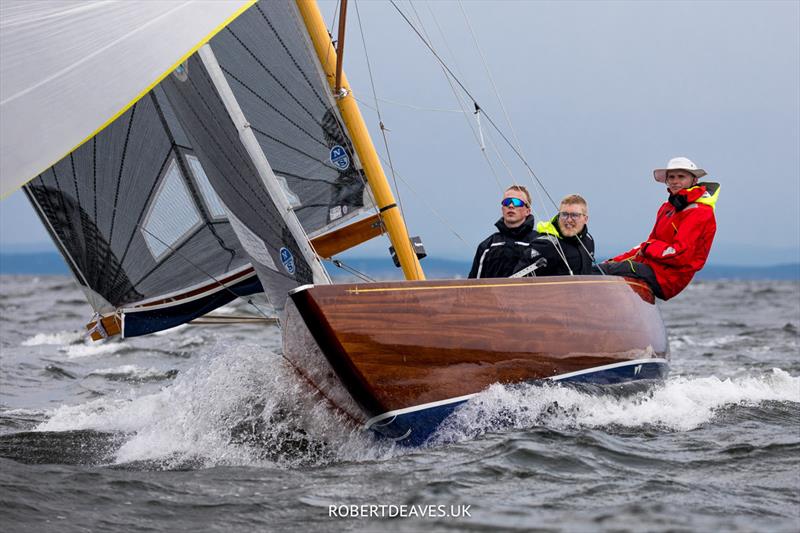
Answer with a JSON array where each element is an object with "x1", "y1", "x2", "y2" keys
[{"x1": 653, "y1": 157, "x2": 707, "y2": 183}]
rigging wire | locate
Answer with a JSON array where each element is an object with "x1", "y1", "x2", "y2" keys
[
  {"x1": 353, "y1": 0, "x2": 422, "y2": 280},
  {"x1": 457, "y1": 1, "x2": 531, "y2": 183},
  {"x1": 353, "y1": 95, "x2": 463, "y2": 114},
  {"x1": 456, "y1": 0, "x2": 567, "y2": 260},
  {"x1": 330, "y1": 259, "x2": 375, "y2": 282},
  {"x1": 391, "y1": 0, "x2": 610, "y2": 274},
  {"x1": 388, "y1": 0, "x2": 560, "y2": 213},
  {"x1": 328, "y1": 0, "x2": 340, "y2": 45},
  {"x1": 410, "y1": 0, "x2": 506, "y2": 193},
  {"x1": 374, "y1": 158, "x2": 471, "y2": 250}
]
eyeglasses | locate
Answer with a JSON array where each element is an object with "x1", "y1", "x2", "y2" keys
[
  {"x1": 559, "y1": 211, "x2": 585, "y2": 220},
  {"x1": 501, "y1": 197, "x2": 529, "y2": 208}
]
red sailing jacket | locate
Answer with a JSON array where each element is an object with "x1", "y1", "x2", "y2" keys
[{"x1": 611, "y1": 183, "x2": 720, "y2": 300}]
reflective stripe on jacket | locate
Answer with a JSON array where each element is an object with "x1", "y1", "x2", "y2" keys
[{"x1": 469, "y1": 215, "x2": 538, "y2": 278}]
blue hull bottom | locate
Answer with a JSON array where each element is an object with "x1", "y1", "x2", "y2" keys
[
  {"x1": 367, "y1": 359, "x2": 669, "y2": 446},
  {"x1": 123, "y1": 275, "x2": 263, "y2": 337}
]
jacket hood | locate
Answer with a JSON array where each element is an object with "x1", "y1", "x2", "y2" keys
[
  {"x1": 495, "y1": 214, "x2": 536, "y2": 237},
  {"x1": 670, "y1": 182, "x2": 720, "y2": 211},
  {"x1": 536, "y1": 215, "x2": 590, "y2": 240}
]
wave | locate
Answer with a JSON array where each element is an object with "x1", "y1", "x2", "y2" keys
[
  {"x1": 34, "y1": 344, "x2": 378, "y2": 469},
  {"x1": 65, "y1": 342, "x2": 129, "y2": 359},
  {"x1": 433, "y1": 369, "x2": 800, "y2": 443},
  {"x1": 87, "y1": 365, "x2": 178, "y2": 383},
  {"x1": 28, "y1": 340, "x2": 799, "y2": 469},
  {"x1": 21, "y1": 331, "x2": 84, "y2": 346}
]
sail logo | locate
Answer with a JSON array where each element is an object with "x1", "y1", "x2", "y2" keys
[
  {"x1": 330, "y1": 145, "x2": 350, "y2": 170},
  {"x1": 279, "y1": 247, "x2": 296, "y2": 275},
  {"x1": 173, "y1": 61, "x2": 189, "y2": 82}
]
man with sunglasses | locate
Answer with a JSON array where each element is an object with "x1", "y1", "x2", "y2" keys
[
  {"x1": 600, "y1": 157, "x2": 720, "y2": 300},
  {"x1": 468, "y1": 185, "x2": 538, "y2": 278},
  {"x1": 514, "y1": 194, "x2": 595, "y2": 277}
]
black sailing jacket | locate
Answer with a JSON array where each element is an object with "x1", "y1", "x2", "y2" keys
[
  {"x1": 515, "y1": 216, "x2": 595, "y2": 276},
  {"x1": 468, "y1": 215, "x2": 538, "y2": 278}
]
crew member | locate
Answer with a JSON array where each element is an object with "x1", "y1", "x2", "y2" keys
[
  {"x1": 601, "y1": 157, "x2": 719, "y2": 299},
  {"x1": 516, "y1": 194, "x2": 595, "y2": 276},
  {"x1": 469, "y1": 185, "x2": 538, "y2": 278}
]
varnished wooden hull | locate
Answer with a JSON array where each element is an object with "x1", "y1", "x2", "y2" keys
[{"x1": 283, "y1": 275, "x2": 669, "y2": 445}]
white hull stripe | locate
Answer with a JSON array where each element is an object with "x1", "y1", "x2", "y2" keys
[{"x1": 364, "y1": 357, "x2": 669, "y2": 429}]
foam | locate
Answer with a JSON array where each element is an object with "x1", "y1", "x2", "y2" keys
[
  {"x1": 21, "y1": 331, "x2": 84, "y2": 346},
  {"x1": 35, "y1": 341, "x2": 799, "y2": 467},
  {"x1": 64, "y1": 342, "x2": 127, "y2": 359},
  {"x1": 434, "y1": 369, "x2": 800, "y2": 443},
  {"x1": 36, "y1": 344, "x2": 380, "y2": 468},
  {"x1": 88, "y1": 365, "x2": 171, "y2": 381}
]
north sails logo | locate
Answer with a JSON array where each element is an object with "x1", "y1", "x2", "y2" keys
[
  {"x1": 279, "y1": 247, "x2": 295, "y2": 275},
  {"x1": 329, "y1": 145, "x2": 350, "y2": 170},
  {"x1": 173, "y1": 61, "x2": 189, "y2": 82}
]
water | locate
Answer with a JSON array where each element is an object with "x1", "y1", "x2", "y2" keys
[{"x1": 1, "y1": 276, "x2": 798, "y2": 532}]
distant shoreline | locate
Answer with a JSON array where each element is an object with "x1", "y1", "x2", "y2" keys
[{"x1": 1, "y1": 252, "x2": 798, "y2": 280}]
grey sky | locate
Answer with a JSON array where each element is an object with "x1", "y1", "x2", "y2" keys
[{"x1": 1, "y1": 0, "x2": 798, "y2": 265}]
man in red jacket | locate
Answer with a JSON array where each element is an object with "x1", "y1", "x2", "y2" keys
[{"x1": 600, "y1": 157, "x2": 720, "y2": 300}]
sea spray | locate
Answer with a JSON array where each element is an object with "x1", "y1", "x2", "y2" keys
[
  {"x1": 432, "y1": 369, "x2": 800, "y2": 444},
  {"x1": 21, "y1": 330, "x2": 85, "y2": 346},
  {"x1": 35, "y1": 342, "x2": 384, "y2": 468}
]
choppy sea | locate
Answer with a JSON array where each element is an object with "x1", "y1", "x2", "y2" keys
[{"x1": 0, "y1": 275, "x2": 798, "y2": 532}]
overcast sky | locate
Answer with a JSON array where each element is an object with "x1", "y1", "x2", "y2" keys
[{"x1": 1, "y1": 0, "x2": 798, "y2": 265}]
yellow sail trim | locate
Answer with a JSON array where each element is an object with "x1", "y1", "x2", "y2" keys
[
  {"x1": 3, "y1": 0, "x2": 257, "y2": 200},
  {"x1": 295, "y1": 0, "x2": 425, "y2": 281}
]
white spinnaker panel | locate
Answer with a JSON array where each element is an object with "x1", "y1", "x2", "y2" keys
[{"x1": 0, "y1": 0, "x2": 254, "y2": 198}]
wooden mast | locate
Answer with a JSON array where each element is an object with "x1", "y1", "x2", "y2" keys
[{"x1": 296, "y1": 0, "x2": 425, "y2": 281}]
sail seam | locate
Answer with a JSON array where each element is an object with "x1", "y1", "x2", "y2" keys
[
  {"x1": 106, "y1": 146, "x2": 173, "y2": 295},
  {"x1": 104, "y1": 104, "x2": 137, "y2": 288},
  {"x1": 254, "y1": 3, "x2": 328, "y2": 108},
  {"x1": 177, "y1": 65, "x2": 286, "y2": 233},
  {"x1": 5, "y1": 0, "x2": 259, "y2": 197},
  {"x1": 220, "y1": 65, "x2": 328, "y2": 149}
]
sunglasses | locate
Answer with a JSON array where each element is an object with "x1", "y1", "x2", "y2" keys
[
  {"x1": 559, "y1": 211, "x2": 585, "y2": 220},
  {"x1": 501, "y1": 197, "x2": 529, "y2": 208}
]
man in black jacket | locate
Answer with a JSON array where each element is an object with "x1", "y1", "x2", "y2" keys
[
  {"x1": 468, "y1": 185, "x2": 538, "y2": 278},
  {"x1": 514, "y1": 194, "x2": 595, "y2": 277}
]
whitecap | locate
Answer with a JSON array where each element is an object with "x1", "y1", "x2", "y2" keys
[
  {"x1": 434, "y1": 368, "x2": 800, "y2": 442},
  {"x1": 88, "y1": 365, "x2": 175, "y2": 382},
  {"x1": 35, "y1": 343, "x2": 382, "y2": 468},
  {"x1": 21, "y1": 331, "x2": 84, "y2": 346},
  {"x1": 64, "y1": 342, "x2": 127, "y2": 359}
]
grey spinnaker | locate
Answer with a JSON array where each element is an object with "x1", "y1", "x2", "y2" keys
[
  {"x1": 24, "y1": 87, "x2": 263, "y2": 338},
  {"x1": 159, "y1": 0, "x2": 378, "y2": 312},
  {"x1": 208, "y1": 0, "x2": 372, "y2": 236},
  {"x1": 160, "y1": 52, "x2": 319, "y2": 314},
  {"x1": 23, "y1": 0, "x2": 379, "y2": 337}
]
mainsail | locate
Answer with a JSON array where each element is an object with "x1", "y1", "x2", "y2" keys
[{"x1": 15, "y1": 0, "x2": 381, "y2": 338}]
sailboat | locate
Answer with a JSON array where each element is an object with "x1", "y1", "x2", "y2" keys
[{"x1": 0, "y1": 0, "x2": 668, "y2": 446}]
